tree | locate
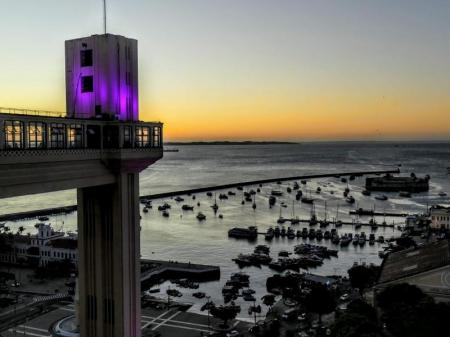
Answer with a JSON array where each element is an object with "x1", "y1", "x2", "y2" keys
[
  {"x1": 210, "y1": 305, "x2": 240, "y2": 328},
  {"x1": 304, "y1": 284, "x2": 336, "y2": 323},
  {"x1": 348, "y1": 264, "x2": 379, "y2": 295},
  {"x1": 333, "y1": 300, "x2": 381, "y2": 337},
  {"x1": 376, "y1": 283, "x2": 450, "y2": 337},
  {"x1": 262, "y1": 294, "x2": 275, "y2": 313}
]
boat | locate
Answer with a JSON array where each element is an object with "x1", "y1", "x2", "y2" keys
[
  {"x1": 301, "y1": 180, "x2": 307, "y2": 185},
  {"x1": 295, "y1": 191, "x2": 303, "y2": 201},
  {"x1": 228, "y1": 191, "x2": 236, "y2": 196},
  {"x1": 301, "y1": 197, "x2": 314, "y2": 204},
  {"x1": 219, "y1": 193, "x2": 228, "y2": 200},
  {"x1": 228, "y1": 226, "x2": 258, "y2": 240},
  {"x1": 346, "y1": 196, "x2": 355, "y2": 204},
  {"x1": 287, "y1": 187, "x2": 292, "y2": 193},
  {"x1": 399, "y1": 191, "x2": 411, "y2": 198},
  {"x1": 340, "y1": 234, "x2": 351, "y2": 247},
  {"x1": 254, "y1": 245, "x2": 270, "y2": 254},
  {"x1": 341, "y1": 177, "x2": 347, "y2": 183},
  {"x1": 439, "y1": 192, "x2": 447, "y2": 197},
  {"x1": 375, "y1": 194, "x2": 388, "y2": 201},
  {"x1": 354, "y1": 221, "x2": 362, "y2": 229},
  {"x1": 193, "y1": 292, "x2": 206, "y2": 299},
  {"x1": 352, "y1": 235, "x2": 359, "y2": 245},
  {"x1": 271, "y1": 190, "x2": 283, "y2": 196},
  {"x1": 287, "y1": 227, "x2": 296, "y2": 239},
  {"x1": 315, "y1": 229, "x2": 323, "y2": 240},
  {"x1": 316, "y1": 187, "x2": 321, "y2": 193},
  {"x1": 274, "y1": 227, "x2": 281, "y2": 237},
  {"x1": 269, "y1": 195, "x2": 276, "y2": 207},
  {"x1": 174, "y1": 196, "x2": 184, "y2": 202},
  {"x1": 324, "y1": 231, "x2": 331, "y2": 240},
  {"x1": 309, "y1": 214, "x2": 318, "y2": 226},
  {"x1": 158, "y1": 203, "x2": 171, "y2": 211},
  {"x1": 362, "y1": 189, "x2": 371, "y2": 196},
  {"x1": 162, "y1": 210, "x2": 169, "y2": 217},
  {"x1": 38, "y1": 216, "x2": 49, "y2": 222},
  {"x1": 211, "y1": 194, "x2": 219, "y2": 213},
  {"x1": 293, "y1": 182, "x2": 300, "y2": 190},
  {"x1": 265, "y1": 228, "x2": 274, "y2": 240},
  {"x1": 278, "y1": 250, "x2": 290, "y2": 258},
  {"x1": 181, "y1": 204, "x2": 194, "y2": 211},
  {"x1": 206, "y1": 192, "x2": 213, "y2": 197},
  {"x1": 196, "y1": 212, "x2": 206, "y2": 221},
  {"x1": 167, "y1": 289, "x2": 182, "y2": 297},
  {"x1": 143, "y1": 207, "x2": 149, "y2": 213}
]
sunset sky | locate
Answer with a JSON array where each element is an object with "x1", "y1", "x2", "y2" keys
[{"x1": 0, "y1": 0, "x2": 449, "y2": 141}]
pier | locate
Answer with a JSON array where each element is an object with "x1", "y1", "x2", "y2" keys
[
  {"x1": 140, "y1": 259, "x2": 220, "y2": 289},
  {"x1": 0, "y1": 168, "x2": 399, "y2": 222}
]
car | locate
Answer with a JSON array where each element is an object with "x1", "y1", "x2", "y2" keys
[
  {"x1": 339, "y1": 293, "x2": 349, "y2": 301},
  {"x1": 297, "y1": 312, "x2": 307, "y2": 321},
  {"x1": 282, "y1": 308, "x2": 298, "y2": 320},
  {"x1": 10, "y1": 281, "x2": 21, "y2": 287},
  {"x1": 226, "y1": 330, "x2": 240, "y2": 337},
  {"x1": 248, "y1": 325, "x2": 260, "y2": 333}
]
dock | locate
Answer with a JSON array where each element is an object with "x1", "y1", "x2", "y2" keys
[
  {"x1": 271, "y1": 218, "x2": 397, "y2": 228},
  {"x1": 0, "y1": 168, "x2": 399, "y2": 222},
  {"x1": 140, "y1": 259, "x2": 220, "y2": 288},
  {"x1": 349, "y1": 210, "x2": 408, "y2": 217}
]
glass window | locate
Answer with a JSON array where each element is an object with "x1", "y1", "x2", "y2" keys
[
  {"x1": 4, "y1": 120, "x2": 23, "y2": 149},
  {"x1": 153, "y1": 126, "x2": 161, "y2": 147},
  {"x1": 123, "y1": 126, "x2": 132, "y2": 148},
  {"x1": 50, "y1": 123, "x2": 66, "y2": 148},
  {"x1": 80, "y1": 49, "x2": 93, "y2": 67},
  {"x1": 28, "y1": 122, "x2": 46, "y2": 149},
  {"x1": 81, "y1": 76, "x2": 93, "y2": 93},
  {"x1": 135, "y1": 126, "x2": 150, "y2": 148},
  {"x1": 68, "y1": 124, "x2": 83, "y2": 148}
]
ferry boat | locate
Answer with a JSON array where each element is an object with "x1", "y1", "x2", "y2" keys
[{"x1": 228, "y1": 226, "x2": 258, "y2": 240}]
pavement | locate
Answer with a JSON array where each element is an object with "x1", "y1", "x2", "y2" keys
[{"x1": 1, "y1": 304, "x2": 252, "y2": 337}]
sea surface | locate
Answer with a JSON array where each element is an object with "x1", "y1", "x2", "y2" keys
[{"x1": 2, "y1": 142, "x2": 450, "y2": 319}]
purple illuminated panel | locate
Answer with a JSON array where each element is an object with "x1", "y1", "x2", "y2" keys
[{"x1": 65, "y1": 34, "x2": 139, "y2": 121}]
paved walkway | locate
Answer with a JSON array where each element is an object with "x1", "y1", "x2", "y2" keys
[{"x1": 1, "y1": 304, "x2": 251, "y2": 337}]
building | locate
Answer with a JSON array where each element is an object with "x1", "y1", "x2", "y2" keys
[
  {"x1": 0, "y1": 223, "x2": 77, "y2": 267},
  {"x1": 429, "y1": 205, "x2": 450, "y2": 230},
  {"x1": 375, "y1": 240, "x2": 450, "y2": 303},
  {"x1": 0, "y1": 31, "x2": 163, "y2": 337}
]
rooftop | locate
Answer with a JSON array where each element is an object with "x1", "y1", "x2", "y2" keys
[{"x1": 377, "y1": 240, "x2": 450, "y2": 285}]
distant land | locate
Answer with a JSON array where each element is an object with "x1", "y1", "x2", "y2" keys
[{"x1": 164, "y1": 141, "x2": 298, "y2": 146}]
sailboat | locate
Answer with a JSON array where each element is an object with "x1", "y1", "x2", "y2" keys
[
  {"x1": 211, "y1": 193, "x2": 219, "y2": 213},
  {"x1": 334, "y1": 203, "x2": 342, "y2": 227},
  {"x1": 291, "y1": 201, "x2": 300, "y2": 224},
  {"x1": 277, "y1": 206, "x2": 286, "y2": 224},
  {"x1": 320, "y1": 201, "x2": 329, "y2": 227},
  {"x1": 309, "y1": 203, "x2": 318, "y2": 226}
]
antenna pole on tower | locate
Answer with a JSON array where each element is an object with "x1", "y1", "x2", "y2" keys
[{"x1": 103, "y1": 0, "x2": 107, "y2": 34}]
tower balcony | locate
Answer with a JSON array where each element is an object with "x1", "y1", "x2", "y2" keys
[{"x1": 0, "y1": 108, "x2": 163, "y2": 198}]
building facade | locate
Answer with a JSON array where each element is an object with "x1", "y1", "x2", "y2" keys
[
  {"x1": 430, "y1": 205, "x2": 450, "y2": 230},
  {"x1": 0, "y1": 223, "x2": 77, "y2": 267}
]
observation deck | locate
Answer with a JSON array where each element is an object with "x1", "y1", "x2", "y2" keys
[{"x1": 0, "y1": 108, "x2": 163, "y2": 198}]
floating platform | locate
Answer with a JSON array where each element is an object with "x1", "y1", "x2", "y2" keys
[{"x1": 365, "y1": 175, "x2": 429, "y2": 192}]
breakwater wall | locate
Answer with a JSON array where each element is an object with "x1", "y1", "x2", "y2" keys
[{"x1": 0, "y1": 168, "x2": 399, "y2": 222}]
